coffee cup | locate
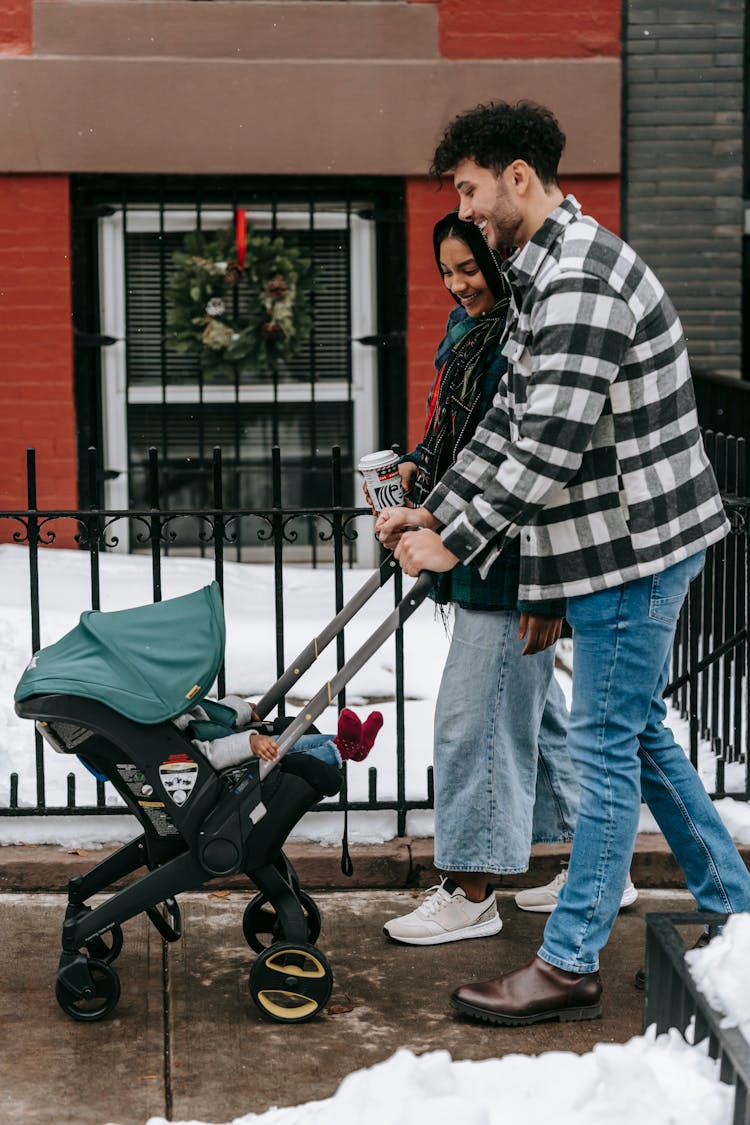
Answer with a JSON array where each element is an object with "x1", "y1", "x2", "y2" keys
[{"x1": 358, "y1": 449, "x2": 405, "y2": 513}]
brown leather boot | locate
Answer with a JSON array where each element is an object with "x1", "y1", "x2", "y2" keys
[{"x1": 450, "y1": 956, "x2": 602, "y2": 1026}]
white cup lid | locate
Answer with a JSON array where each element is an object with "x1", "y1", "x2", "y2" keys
[{"x1": 357, "y1": 449, "x2": 399, "y2": 471}]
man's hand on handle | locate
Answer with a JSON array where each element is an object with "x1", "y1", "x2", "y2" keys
[
  {"x1": 375, "y1": 505, "x2": 439, "y2": 548},
  {"x1": 393, "y1": 528, "x2": 458, "y2": 577}
]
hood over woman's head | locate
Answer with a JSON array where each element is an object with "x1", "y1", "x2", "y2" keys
[{"x1": 432, "y1": 211, "x2": 507, "y2": 304}]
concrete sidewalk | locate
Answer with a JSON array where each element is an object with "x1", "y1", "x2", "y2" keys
[
  {"x1": 2, "y1": 834, "x2": 745, "y2": 1124},
  {"x1": 0, "y1": 885, "x2": 700, "y2": 1125}
]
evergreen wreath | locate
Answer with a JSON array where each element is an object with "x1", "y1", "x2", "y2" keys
[{"x1": 166, "y1": 226, "x2": 314, "y2": 379}]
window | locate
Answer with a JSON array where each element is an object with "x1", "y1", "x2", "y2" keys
[{"x1": 97, "y1": 202, "x2": 380, "y2": 562}]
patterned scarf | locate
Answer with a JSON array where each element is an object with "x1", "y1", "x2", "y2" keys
[{"x1": 411, "y1": 299, "x2": 509, "y2": 507}]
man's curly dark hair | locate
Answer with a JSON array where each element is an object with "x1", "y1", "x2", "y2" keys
[{"x1": 431, "y1": 101, "x2": 566, "y2": 188}]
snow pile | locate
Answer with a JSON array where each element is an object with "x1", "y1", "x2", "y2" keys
[
  {"x1": 687, "y1": 912, "x2": 750, "y2": 1046},
  {"x1": 135, "y1": 1035, "x2": 734, "y2": 1125},
  {"x1": 711, "y1": 801, "x2": 750, "y2": 846}
]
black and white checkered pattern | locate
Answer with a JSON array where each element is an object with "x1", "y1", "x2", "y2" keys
[{"x1": 425, "y1": 196, "x2": 729, "y2": 602}]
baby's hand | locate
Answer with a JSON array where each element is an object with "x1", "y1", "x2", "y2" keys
[{"x1": 249, "y1": 732, "x2": 279, "y2": 761}]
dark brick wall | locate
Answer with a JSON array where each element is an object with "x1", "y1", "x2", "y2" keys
[{"x1": 624, "y1": 0, "x2": 745, "y2": 378}]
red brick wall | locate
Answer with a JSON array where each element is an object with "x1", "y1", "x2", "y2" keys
[
  {"x1": 403, "y1": 0, "x2": 623, "y2": 447},
  {"x1": 408, "y1": 0, "x2": 620, "y2": 58},
  {"x1": 0, "y1": 177, "x2": 78, "y2": 521},
  {"x1": 0, "y1": 0, "x2": 32, "y2": 54},
  {"x1": 405, "y1": 175, "x2": 621, "y2": 449}
]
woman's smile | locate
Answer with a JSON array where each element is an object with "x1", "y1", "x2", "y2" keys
[{"x1": 457, "y1": 290, "x2": 484, "y2": 310}]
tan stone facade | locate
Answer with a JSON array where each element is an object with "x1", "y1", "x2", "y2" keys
[{"x1": 1, "y1": 2, "x2": 620, "y2": 176}]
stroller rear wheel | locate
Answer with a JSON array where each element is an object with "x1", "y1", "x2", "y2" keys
[
  {"x1": 242, "y1": 890, "x2": 321, "y2": 953},
  {"x1": 55, "y1": 958, "x2": 121, "y2": 1022},
  {"x1": 249, "y1": 942, "x2": 333, "y2": 1023}
]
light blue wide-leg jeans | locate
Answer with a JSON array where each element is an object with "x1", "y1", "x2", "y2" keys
[
  {"x1": 434, "y1": 606, "x2": 578, "y2": 875},
  {"x1": 539, "y1": 550, "x2": 750, "y2": 974},
  {"x1": 532, "y1": 674, "x2": 580, "y2": 844}
]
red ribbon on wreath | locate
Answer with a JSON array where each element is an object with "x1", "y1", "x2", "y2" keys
[{"x1": 235, "y1": 209, "x2": 247, "y2": 270}]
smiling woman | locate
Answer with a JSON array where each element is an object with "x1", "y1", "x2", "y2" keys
[{"x1": 438, "y1": 236, "x2": 496, "y2": 316}]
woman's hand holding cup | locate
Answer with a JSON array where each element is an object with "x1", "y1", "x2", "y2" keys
[{"x1": 364, "y1": 460, "x2": 418, "y2": 514}]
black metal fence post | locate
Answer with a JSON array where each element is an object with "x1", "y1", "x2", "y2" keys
[
  {"x1": 25, "y1": 448, "x2": 45, "y2": 811},
  {"x1": 271, "y1": 446, "x2": 286, "y2": 718},
  {"x1": 148, "y1": 447, "x2": 163, "y2": 603},
  {"x1": 393, "y1": 565, "x2": 407, "y2": 837},
  {"x1": 86, "y1": 447, "x2": 102, "y2": 611},
  {"x1": 212, "y1": 446, "x2": 226, "y2": 699},
  {"x1": 331, "y1": 446, "x2": 346, "y2": 710}
]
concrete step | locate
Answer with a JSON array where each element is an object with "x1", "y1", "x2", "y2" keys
[{"x1": 1, "y1": 834, "x2": 748, "y2": 893}]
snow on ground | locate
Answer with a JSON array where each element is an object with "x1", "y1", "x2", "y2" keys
[
  {"x1": 1, "y1": 543, "x2": 750, "y2": 849},
  {"x1": 128, "y1": 1033, "x2": 734, "y2": 1125},
  {"x1": 687, "y1": 913, "x2": 750, "y2": 1047}
]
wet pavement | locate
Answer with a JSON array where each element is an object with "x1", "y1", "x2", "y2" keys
[{"x1": 0, "y1": 885, "x2": 696, "y2": 1125}]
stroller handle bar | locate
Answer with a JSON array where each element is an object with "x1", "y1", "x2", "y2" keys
[
  {"x1": 253, "y1": 554, "x2": 403, "y2": 720},
  {"x1": 259, "y1": 567, "x2": 435, "y2": 780}
]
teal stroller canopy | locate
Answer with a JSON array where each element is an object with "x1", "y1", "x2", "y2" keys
[{"x1": 15, "y1": 583, "x2": 226, "y2": 724}]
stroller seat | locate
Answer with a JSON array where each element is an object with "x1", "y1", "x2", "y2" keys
[{"x1": 15, "y1": 584, "x2": 342, "y2": 1024}]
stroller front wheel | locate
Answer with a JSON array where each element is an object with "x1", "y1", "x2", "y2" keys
[
  {"x1": 249, "y1": 942, "x2": 333, "y2": 1023},
  {"x1": 55, "y1": 958, "x2": 121, "y2": 1022}
]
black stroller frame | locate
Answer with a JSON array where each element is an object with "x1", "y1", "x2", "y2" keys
[{"x1": 15, "y1": 558, "x2": 433, "y2": 1024}]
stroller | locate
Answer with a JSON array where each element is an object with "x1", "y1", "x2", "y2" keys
[{"x1": 14, "y1": 559, "x2": 432, "y2": 1025}]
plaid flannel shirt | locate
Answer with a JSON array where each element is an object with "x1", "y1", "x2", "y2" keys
[
  {"x1": 425, "y1": 196, "x2": 729, "y2": 602},
  {"x1": 405, "y1": 308, "x2": 564, "y2": 616}
]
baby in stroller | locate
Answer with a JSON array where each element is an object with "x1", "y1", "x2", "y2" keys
[
  {"x1": 13, "y1": 581, "x2": 391, "y2": 1026},
  {"x1": 182, "y1": 696, "x2": 383, "y2": 770}
]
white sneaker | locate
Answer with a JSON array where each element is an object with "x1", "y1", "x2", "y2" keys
[
  {"x1": 383, "y1": 878, "x2": 503, "y2": 946},
  {"x1": 514, "y1": 868, "x2": 639, "y2": 914}
]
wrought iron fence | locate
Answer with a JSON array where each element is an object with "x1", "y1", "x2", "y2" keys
[
  {"x1": 1, "y1": 444, "x2": 431, "y2": 835},
  {"x1": 643, "y1": 912, "x2": 750, "y2": 1125},
  {"x1": 668, "y1": 434, "x2": 749, "y2": 800},
  {"x1": 1, "y1": 440, "x2": 748, "y2": 831}
]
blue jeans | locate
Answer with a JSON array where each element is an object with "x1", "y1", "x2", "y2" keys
[
  {"x1": 434, "y1": 607, "x2": 579, "y2": 875},
  {"x1": 289, "y1": 734, "x2": 341, "y2": 769},
  {"x1": 539, "y1": 551, "x2": 750, "y2": 974}
]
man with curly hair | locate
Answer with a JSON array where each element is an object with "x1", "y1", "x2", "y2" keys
[{"x1": 377, "y1": 100, "x2": 750, "y2": 1026}]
